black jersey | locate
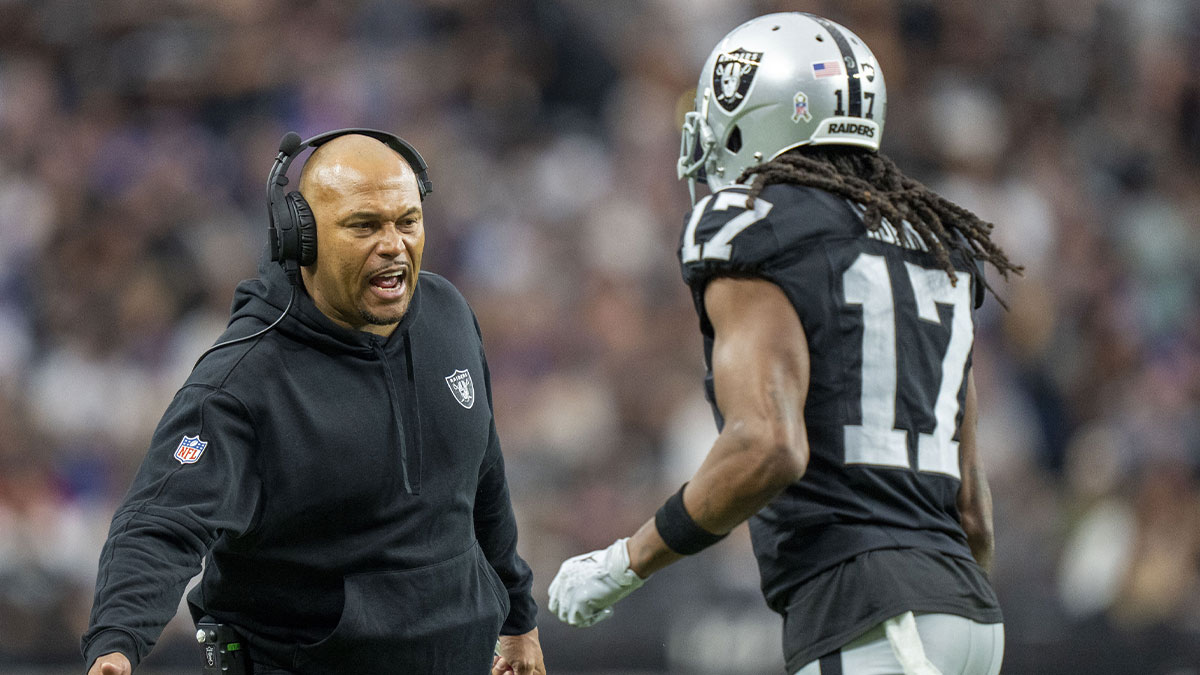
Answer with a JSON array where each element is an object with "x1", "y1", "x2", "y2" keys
[{"x1": 678, "y1": 182, "x2": 1000, "y2": 668}]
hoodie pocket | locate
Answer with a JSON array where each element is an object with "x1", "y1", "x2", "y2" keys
[
  {"x1": 293, "y1": 542, "x2": 507, "y2": 674},
  {"x1": 478, "y1": 546, "x2": 512, "y2": 621}
]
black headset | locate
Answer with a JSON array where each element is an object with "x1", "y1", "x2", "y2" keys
[
  {"x1": 193, "y1": 128, "x2": 432, "y2": 368},
  {"x1": 266, "y1": 128, "x2": 433, "y2": 286}
]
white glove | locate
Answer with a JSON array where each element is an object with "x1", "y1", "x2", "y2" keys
[{"x1": 548, "y1": 538, "x2": 645, "y2": 627}]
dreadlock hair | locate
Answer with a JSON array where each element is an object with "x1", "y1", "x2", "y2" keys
[{"x1": 739, "y1": 146, "x2": 1022, "y2": 304}]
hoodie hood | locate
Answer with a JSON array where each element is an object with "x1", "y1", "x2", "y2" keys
[{"x1": 227, "y1": 253, "x2": 423, "y2": 356}]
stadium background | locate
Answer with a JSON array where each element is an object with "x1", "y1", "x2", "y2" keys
[{"x1": 1, "y1": 0, "x2": 1198, "y2": 673}]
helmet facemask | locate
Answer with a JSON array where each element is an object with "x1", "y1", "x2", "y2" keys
[{"x1": 677, "y1": 98, "x2": 716, "y2": 206}]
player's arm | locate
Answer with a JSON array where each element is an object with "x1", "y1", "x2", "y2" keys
[
  {"x1": 627, "y1": 276, "x2": 810, "y2": 575},
  {"x1": 956, "y1": 370, "x2": 994, "y2": 574},
  {"x1": 548, "y1": 276, "x2": 810, "y2": 626}
]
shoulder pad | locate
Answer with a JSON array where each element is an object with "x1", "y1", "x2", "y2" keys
[{"x1": 678, "y1": 187, "x2": 778, "y2": 287}]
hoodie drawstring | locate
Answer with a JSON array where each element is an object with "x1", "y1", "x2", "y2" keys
[{"x1": 373, "y1": 341, "x2": 415, "y2": 495}]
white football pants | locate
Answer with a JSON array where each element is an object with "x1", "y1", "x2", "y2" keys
[{"x1": 793, "y1": 612, "x2": 1004, "y2": 675}]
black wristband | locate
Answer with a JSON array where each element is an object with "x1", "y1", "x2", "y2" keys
[{"x1": 654, "y1": 483, "x2": 728, "y2": 555}]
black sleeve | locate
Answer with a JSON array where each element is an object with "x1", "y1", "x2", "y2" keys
[
  {"x1": 678, "y1": 186, "x2": 782, "y2": 290},
  {"x1": 470, "y1": 326, "x2": 537, "y2": 635},
  {"x1": 81, "y1": 385, "x2": 262, "y2": 670},
  {"x1": 475, "y1": 446, "x2": 537, "y2": 634}
]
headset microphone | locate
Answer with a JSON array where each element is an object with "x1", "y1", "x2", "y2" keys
[{"x1": 277, "y1": 131, "x2": 303, "y2": 157}]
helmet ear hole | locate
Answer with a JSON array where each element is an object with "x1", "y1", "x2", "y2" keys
[{"x1": 726, "y1": 126, "x2": 743, "y2": 153}]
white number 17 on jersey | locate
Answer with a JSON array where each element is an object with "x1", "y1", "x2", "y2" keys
[
  {"x1": 843, "y1": 253, "x2": 972, "y2": 479},
  {"x1": 681, "y1": 192, "x2": 774, "y2": 263}
]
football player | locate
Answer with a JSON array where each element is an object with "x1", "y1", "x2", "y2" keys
[{"x1": 549, "y1": 12, "x2": 1020, "y2": 675}]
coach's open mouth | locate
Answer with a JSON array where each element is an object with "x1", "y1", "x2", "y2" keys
[{"x1": 368, "y1": 266, "x2": 407, "y2": 299}]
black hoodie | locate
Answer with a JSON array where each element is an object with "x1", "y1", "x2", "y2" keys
[{"x1": 82, "y1": 260, "x2": 537, "y2": 674}]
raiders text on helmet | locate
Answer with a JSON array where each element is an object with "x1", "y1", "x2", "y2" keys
[{"x1": 678, "y1": 13, "x2": 887, "y2": 197}]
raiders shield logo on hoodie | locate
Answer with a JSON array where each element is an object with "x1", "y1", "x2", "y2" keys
[{"x1": 445, "y1": 369, "x2": 475, "y2": 409}]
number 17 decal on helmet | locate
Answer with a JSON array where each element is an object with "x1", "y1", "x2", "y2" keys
[{"x1": 677, "y1": 12, "x2": 887, "y2": 201}]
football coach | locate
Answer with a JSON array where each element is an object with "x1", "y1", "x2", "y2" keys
[{"x1": 82, "y1": 130, "x2": 546, "y2": 675}]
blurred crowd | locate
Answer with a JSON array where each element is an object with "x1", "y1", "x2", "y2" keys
[{"x1": 0, "y1": 0, "x2": 1198, "y2": 673}]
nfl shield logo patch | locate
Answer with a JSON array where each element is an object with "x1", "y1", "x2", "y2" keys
[
  {"x1": 174, "y1": 435, "x2": 208, "y2": 464},
  {"x1": 445, "y1": 369, "x2": 475, "y2": 409}
]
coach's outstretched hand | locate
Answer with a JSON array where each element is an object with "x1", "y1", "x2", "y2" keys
[
  {"x1": 88, "y1": 652, "x2": 131, "y2": 675},
  {"x1": 548, "y1": 538, "x2": 646, "y2": 627},
  {"x1": 492, "y1": 627, "x2": 546, "y2": 675}
]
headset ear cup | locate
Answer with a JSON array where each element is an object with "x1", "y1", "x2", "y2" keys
[{"x1": 286, "y1": 192, "x2": 318, "y2": 266}]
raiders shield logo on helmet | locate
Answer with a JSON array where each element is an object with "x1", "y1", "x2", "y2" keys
[
  {"x1": 445, "y1": 369, "x2": 475, "y2": 409},
  {"x1": 713, "y1": 48, "x2": 763, "y2": 112}
]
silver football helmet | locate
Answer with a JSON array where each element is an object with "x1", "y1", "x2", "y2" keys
[{"x1": 678, "y1": 12, "x2": 887, "y2": 199}]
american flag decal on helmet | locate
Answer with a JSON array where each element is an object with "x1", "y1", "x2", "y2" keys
[
  {"x1": 174, "y1": 435, "x2": 208, "y2": 464},
  {"x1": 812, "y1": 60, "x2": 843, "y2": 78}
]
